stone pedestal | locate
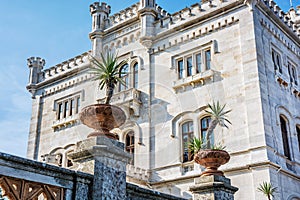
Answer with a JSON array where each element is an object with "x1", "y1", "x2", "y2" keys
[
  {"x1": 189, "y1": 175, "x2": 238, "y2": 200},
  {"x1": 69, "y1": 136, "x2": 132, "y2": 200}
]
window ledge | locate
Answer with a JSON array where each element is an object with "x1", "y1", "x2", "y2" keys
[
  {"x1": 275, "y1": 70, "x2": 289, "y2": 87},
  {"x1": 52, "y1": 114, "x2": 79, "y2": 130},
  {"x1": 173, "y1": 69, "x2": 215, "y2": 92},
  {"x1": 291, "y1": 82, "x2": 300, "y2": 98}
]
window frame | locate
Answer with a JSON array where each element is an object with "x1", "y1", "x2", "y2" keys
[
  {"x1": 271, "y1": 48, "x2": 282, "y2": 73},
  {"x1": 125, "y1": 131, "x2": 135, "y2": 165},
  {"x1": 181, "y1": 121, "x2": 194, "y2": 163},
  {"x1": 55, "y1": 93, "x2": 81, "y2": 121},
  {"x1": 200, "y1": 116, "x2": 213, "y2": 145},
  {"x1": 133, "y1": 62, "x2": 139, "y2": 89},
  {"x1": 288, "y1": 61, "x2": 298, "y2": 86},
  {"x1": 280, "y1": 115, "x2": 291, "y2": 160},
  {"x1": 119, "y1": 63, "x2": 129, "y2": 92},
  {"x1": 175, "y1": 45, "x2": 213, "y2": 80}
]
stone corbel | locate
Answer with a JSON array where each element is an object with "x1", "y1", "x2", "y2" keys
[
  {"x1": 244, "y1": 0, "x2": 258, "y2": 11},
  {"x1": 130, "y1": 101, "x2": 140, "y2": 117}
]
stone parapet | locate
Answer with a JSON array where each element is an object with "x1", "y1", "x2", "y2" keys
[{"x1": 69, "y1": 136, "x2": 132, "y2": 200}]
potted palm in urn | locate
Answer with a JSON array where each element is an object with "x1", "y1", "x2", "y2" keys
[
  {"x1": 189, "y1": 101, "x2": 232, "y2": 176},
  {"x1": 79, "y1": 52, "x2": 128, "y2": 139}
]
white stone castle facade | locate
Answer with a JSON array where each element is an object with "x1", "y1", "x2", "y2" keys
[{"x1": 26, "y1": 0, "x2": 300, "y2": 199}]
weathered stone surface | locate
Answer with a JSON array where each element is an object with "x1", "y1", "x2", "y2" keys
[
  {"x1": 190, "y1": 175, "x2": 238, "y2": 200},
  {"x1": 0, "y1": 152, "x2": 185, "y2": 200}
]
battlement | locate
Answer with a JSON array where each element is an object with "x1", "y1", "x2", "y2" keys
[
  {"x1": 106, "y1": 3, "x2": 140, "y2": 29},
  {"x1": 27, "y1": 57, "x2": 45, "y2": 68},
  {"x1": 42, "y1": 51, "x2": 90, "y2": 82},
  {"x1": 90, "y1": 2, "x2": 111, "y2": 15},
  {"x1": 153, "y1": 0, "x2": 235, "y2": 34},
  {"x1": 261, "y1": 0, "x2": 300, "y2": 38}
]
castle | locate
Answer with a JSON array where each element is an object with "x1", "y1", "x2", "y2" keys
[{"x1": 26, "y1": 0, "x2": 300, "y2": 199}]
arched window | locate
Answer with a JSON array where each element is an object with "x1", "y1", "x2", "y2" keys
[
  {"x1": 119, "y1": 64, "x2": 129, "y2": 91},
  {"x1": 280, "y1": 116, "x2": 291, "y2": 160},
  {"x1": 133, "y1": 63, "x2": 138, "y2": 88},
  {"x1": 125, "y1": 131, "x2": 135, "y2": 164},
  {"x1": 182, "y1": 121, "x2": 194, "y2": 162},
  {"x1": 201, "y1": 117, "x2": 213, "y2": 146}
]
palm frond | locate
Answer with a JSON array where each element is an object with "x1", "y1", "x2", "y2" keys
[
  {"x1": 257, "y1": 182, "x2": 277, "y2": 200},
  {"x1": 89, "y1": 52, "x2": 128, "y2": 104},
  {"x1": 204, "y1": 101, "x2": 232, "y2": 148},
  {"x1": 187, "y1": 137, "x2": 203, "y2": 155}
]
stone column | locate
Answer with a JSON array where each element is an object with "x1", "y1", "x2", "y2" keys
[
  {"x1": 189, "y1": 175, "x2": 238, "y2": 200},
  {"x1": 69, "y1": 136, "x2": 131, "y2": 200}
]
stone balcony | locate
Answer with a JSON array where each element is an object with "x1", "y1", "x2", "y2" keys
[{"x1": 97, "y1": 88, "x2": 142, "y2": 117}]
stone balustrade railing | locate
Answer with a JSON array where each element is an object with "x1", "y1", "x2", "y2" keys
[
  {"x1": 126, "y1": 164, "x2": 150, "y2": 182},
  {"x1": 98, "y1": 88, "x2": 141, "y2": 105}
]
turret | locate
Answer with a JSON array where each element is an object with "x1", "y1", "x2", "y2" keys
[
  {"x1": 89, "y1": 2, "x2": 111, "y2": 57},
  {"x1": 27, "y1": 57, "x2": 45, "y2": 85},
  {"x1": 139, "y1": 0, "x2": 158, "y2": 48},
  {"x1": 27, "y1": 57, "x2": 45, "y2": 98},
  {"x1": 141, "y1": 0, "x2": 156, "y2": 8}
]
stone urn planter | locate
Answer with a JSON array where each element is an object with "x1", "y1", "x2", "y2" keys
[
  {"x1": 194, "y1": 149, "x2": 230, "y2": 177},
  {"x1": 80, "y1": 104, "x2": 126, "y2": 139}
]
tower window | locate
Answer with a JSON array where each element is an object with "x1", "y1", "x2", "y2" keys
[
  {"x1": 288, "y1": 62, "x2": 298, "y2": 85},
  {"x1": 125, "y1": 131, "x2": 135, "y2": 165},
  {"x1": 178, "y1": 60, "x2": 184, "y2": 79},
  {"x1": 201, "y1": 117, "x2": 213, "y2": 146},
  {"x1": 182, "y1": 121, "x2": 194, "y2": 163},
  {"x1": 280, "y1": 116, "x2": 291, "y2": 160},
  {"x1": 175, "y1": 47, "x2": 212, "y2": 79},
  {"x1": 205, "y1": 50, "x2": 211, "y2": 70},
  {"x1": 187, "y1": 57, "x2": 193, "y2": 77},
  {"x1": 56, "y1": 95, "x2": 81, "y2": 120},
  {"x1": 133, "y1": 63, "x2": 139, "y2": 89},
  {"x1": 196, "y1": 53, "x2": 201, "y2": 73},
  {"x1": 272, "y1": 49, "x2": 282, "y2": 73},
  {"x1": 119, "y1": 64, "x2": 129, "y2": 91}
]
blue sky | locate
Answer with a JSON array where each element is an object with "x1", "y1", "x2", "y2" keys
[{"x1": 0, "y1": 0, "x2": 295, "y2": 158}]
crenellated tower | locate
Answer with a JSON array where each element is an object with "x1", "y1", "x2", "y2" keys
[
  {"x1": 139, "y1": 0, "x2": 158, "y2": 48},
  {"x1": 89, "y1": 2, "x2": 111, "y2": 57},
  {"x1": 26, "y1": 57, "x2": 45, "y2": 98}
]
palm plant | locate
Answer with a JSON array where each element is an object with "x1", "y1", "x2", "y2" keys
[
  {"x1": 204, "y1": 101, "x2": 232, "y2": 149},
  {"x1": 188, "y1": 137, "x2": 203, "y2": 156},
  {"x1": 89, "y1": 52, "x2": 128, "y2": 104},
  {"x1": 257, "y1": 182, "x2": 277, "y2": 200}
]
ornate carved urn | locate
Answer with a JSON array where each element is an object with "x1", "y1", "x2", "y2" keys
[
  {"x1": 194, "y1": 149, "x2": 230, "y2": 177},
  {"x1": 80, "y1": 104, "x2": 126, "y2": 139}
]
